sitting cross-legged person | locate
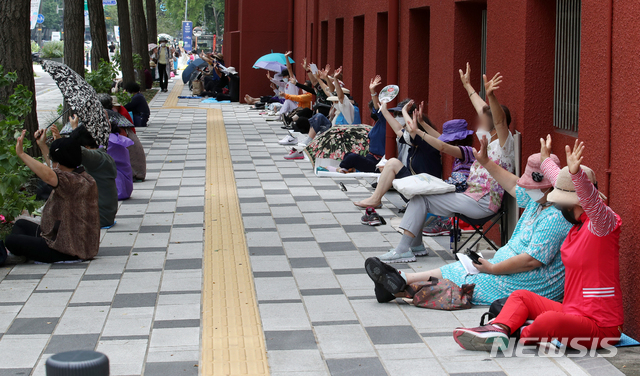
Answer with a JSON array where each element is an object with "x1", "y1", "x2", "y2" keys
[
  {"x1": 365, "y1": 144, "x2": 572, "y2": 304},
  {"x1": 1, "y1": 130, "x2": 100, "y2": 264},
  {"x1": 452, "y1": 137, "x2": 623, "y2": 352}
]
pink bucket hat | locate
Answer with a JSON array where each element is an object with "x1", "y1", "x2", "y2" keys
[{"x1": 516, "y1": 153, "x2": 560, "y2": 189}]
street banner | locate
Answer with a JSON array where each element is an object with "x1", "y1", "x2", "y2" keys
[
  {"x1": 84, "y1": 0, "x2": 89, "y2": 27},
  {"x1": 114, "y1": 26, "x2": 120, "y2": 42},
  {"x1": 30, "y1": 0, "x2": 42, "y2": 30},
  {"x1": 182, "y1": 21, "x2": 193, "y2": 52},
  {"x1": 103, "y1": 0, "x2": 117, "y2": 5}
]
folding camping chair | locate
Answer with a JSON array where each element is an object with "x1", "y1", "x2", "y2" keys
[{"x1": 452, "y1": 201, "x2": 508, "y2": 257}]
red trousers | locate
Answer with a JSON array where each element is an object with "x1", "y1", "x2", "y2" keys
[{"x1": 494, "y1": 290, "x2": 621, "y2": 349}]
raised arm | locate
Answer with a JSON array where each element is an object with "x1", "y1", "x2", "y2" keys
[
  {"x1": 369, "y1": 75, "x2": 382, "y2": 110},
  {"x1": 380, "y1": 102, "x2": 404, "y2": 138},
  {"x1": 566, "y1": 140, "x2": 618, "y2": 237},
  {"x1": 473, "y1": 136, "x2": 518, "y2": 197},
  {"x1": 302, "y1": 58, "x2": 319, "y2": 87},
  {"x1": 15, "y1": 130, "x2": 58, "y2": 187},
  {"x1": 540, "y1": 134, "x2": 561, "y2": 186},
  {"x1": 34, "y1": 128, "x2": 51, "y2": 166},
  {"x1": 459, "y1": 62, "x2": 487, "y2": 116},
  {"x1": 484, "y1": 72, "x2": 510, "y2": 147},
  {"x1": 334, "y1": 75, "x2": 345, "y2": 103},
  {"x1": 315, "y1": 70, "x2": 332, "y2": 97},
  {"x1": 284, "y1": 51, "x2": 296, "y2": 82},
  {"x1": 406, "y1": 101, "x2": 440, "y2": 139}
]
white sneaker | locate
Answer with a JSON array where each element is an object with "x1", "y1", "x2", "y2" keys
[
  {"x1": 279, "y1": 135, "x2": 298, "y2": 145},
  {"x1": 284, "y1": 148, "x2": 304, "y2": 160},
  {"x1": 298, "y1": 136, "x2": 313, "y2": 147}
]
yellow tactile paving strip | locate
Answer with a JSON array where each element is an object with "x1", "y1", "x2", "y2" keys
[
  {"x1": 163, "y1": 79, "x2": 184, "y2": 107},
  {"x1": 201, "y1": 108, "x2": 270, "y2": 375}
]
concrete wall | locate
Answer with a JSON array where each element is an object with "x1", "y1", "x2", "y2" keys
[{"x1": 231, "y1": 0, "x2": 640, "y2": 338}]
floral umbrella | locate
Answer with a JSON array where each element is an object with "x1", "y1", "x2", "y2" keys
[
  {"x1": 304, "y1": 125, "x2": 372, "y2": 166},
  {"x1": 42, "y1": 60, "x2": 110, "y2": 147}
]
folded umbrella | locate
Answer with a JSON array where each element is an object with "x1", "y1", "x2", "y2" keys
[
  {"x1": 305, "y1": 125, "x2": 372, "y2": 166},
  {"x1": 42, "y1": 60, "x2": 110, "y2": 147}
]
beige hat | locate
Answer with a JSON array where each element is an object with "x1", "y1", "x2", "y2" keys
[
  {"x1": 341, "y1": 88, "x2": 350, "y2": 94},
  {"x1": 547, "y1": 165, "x2": 606, "y2": 206},
  {"x1": 327, "y1": 96, "x2": 340, "y2": 102}
]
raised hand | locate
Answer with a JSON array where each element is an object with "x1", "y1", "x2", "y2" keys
[
  {"x1": 284, "y1": 51, "x2": 292, "y2": 57},
  {"x1": 416, "y1": 101, "x2": 425, "y2": 122},
  {"x1": 540, "y1": 134, "x2": 552, "y2": 163},
  {"x1": 34, "y1": 129, "x2": 47, "y2": 147},
  {"x1": 566, "y1": 139, "x2": 585, "y2": 175},
  {"x1": 369, "y1": 75, "x2": 382, "y2": 92},
  {"x1": 301, "y1": 57, "x2": 309, "y2": 71},
  {"x1": 69, "y1": 114, "x2": 79, "y2": 129},
  {"x1": 15, "y1": 130, "x2": 26, "y2": 156},
  {"x1": 483, "y1": 72, "x2": 503, "y2": 97},
  {"x1": 334, "y1": 66, "x2": 342, "y2": 77},
  {"x1": 403, "y1": 99, "x2": 414, "y2": 114},
  {"x1": 266, "y1": 71, "x2": 272, "y2": 80},
  {"x1": 459, "y1": 62, "x2": 471, "y2": 87},
  {"x1": 472, "y1": 135, "x2": 491, "y2": 166}
]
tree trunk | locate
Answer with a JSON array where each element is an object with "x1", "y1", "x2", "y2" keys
[
  {"x1": 145, "y1": 0, "x2": 157, "y2": 44},
  {"x1": 87, "y1": 0, "x2": 110, "y2": 69},
  {"x1": 130, "y1": 0, "x2": 149, "y2": 90},
  {"x1": 116, "y1": 0, "x2": 135, "y2": 84},
  {"x1": 64, "y1": 0, "x2": 85, "y2": 78},
  {"x1": 0, "y1": 0, "x2": 40, "y2": 157}
]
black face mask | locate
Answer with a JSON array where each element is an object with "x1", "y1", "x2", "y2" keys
[{"x1": 560, "y1": 206, "x2": 582, "y2": 226}]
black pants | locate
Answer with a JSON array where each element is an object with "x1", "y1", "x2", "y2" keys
[
  {"x1": 339, "y1": 152, "x2": 381, "y2": 173},
  {"x1": 157, "y1": 64, "x2": 168, "y2": 90},
  {"x1": 4, "y1": 220, "x2": 79, "y2": 263}
]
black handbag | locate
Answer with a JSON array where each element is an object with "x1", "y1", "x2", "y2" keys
[{"x1": 479, "y1": 297, "x2": 509, "y2": 325}]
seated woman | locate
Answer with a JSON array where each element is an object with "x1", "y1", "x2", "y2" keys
[
  {"x1": 453, "y1": 137, "x2": 622, "y2": 351},
  {"x1": 353, "y1": 100, "x2": 442, "y2": 209},
  {"x1": 67, "y1": 116, "x2": 118, "y2": 228},
  {"x1": 106, "y1": 122, "x2": 134, "y2": 200},
  {"x1": 366, "y1": 73, "x2": 514, "y2": 263},
  {"x1": 124, "y1": 82, "x2": 151, "y2": 128},
  {"x1": 339, "y1": 75, "x2": 386, "y2": 173},
  {"x1": 366, "y1": 144, "x2": 572, "y2": 303},
  {"x1": 98, "y1": 93, "x2": 147, "y2": 181},
  {"x1": 2, "y1": 130, "x2": 100, "y2": 263}
]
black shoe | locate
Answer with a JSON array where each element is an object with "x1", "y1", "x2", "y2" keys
[
  {"x1": 0, "y1": 240, "x2": 7, "y2": 265},
  {"x1": 374, "y1": 282, "x2": 396, "y2": 303},
  {"x1": 365, "y1": 257, "x2": 406, "y2": 294}
]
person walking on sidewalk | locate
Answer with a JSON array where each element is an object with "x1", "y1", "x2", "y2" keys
[{"x1": 155, "y1": 36, "x2": 173, "y2": 93}]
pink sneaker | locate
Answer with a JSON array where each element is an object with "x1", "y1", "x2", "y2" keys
[
  {"x1": 284, "y1": 148, "x2": 304, "y2": 160},
  {"x1": 453, "y1": 324, "x2": 510, "y2": 351}
]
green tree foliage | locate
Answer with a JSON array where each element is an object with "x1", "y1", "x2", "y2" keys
[
  {"x1": 157, "y1": 0, "x2": 224, "y2": 37},
  {"x1": 85, "y1": 59, "x2": 117, "y2": 94},
  {"x1": 41, "y1": 0, "x2": 63, "y2": 31},
  {"x1": 104, "y1": 5, "x2": 119, "y2": 35},
  {"x1": 0, "y1": 67, "x2": 38, "y2": 222},
  {"x1": 41, "y1": 41, "x2": 64, "y2": 58}
]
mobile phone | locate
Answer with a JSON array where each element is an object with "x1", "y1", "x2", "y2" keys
[{"x1": 467, "y1": 251, "x2": 482, "y2": 265}]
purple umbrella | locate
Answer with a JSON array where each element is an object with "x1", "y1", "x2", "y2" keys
[{"x1": 253, "y1": 60, "x2": 287, "y2": 73}]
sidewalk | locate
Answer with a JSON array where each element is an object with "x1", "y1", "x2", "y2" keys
[{"x1": 0, "y1": 78, "x2": 626, "y2": 376}]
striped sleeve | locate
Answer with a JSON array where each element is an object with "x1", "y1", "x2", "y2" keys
[
  {"x1": 458, "y1": 146, "x2": 475, "y2": 164},
  {"x1": 571, "y1": 169, "x2": 618, "y2": 237},
  {"x1": 541, "y1": 158, "x2": 561, "y2": 185}
]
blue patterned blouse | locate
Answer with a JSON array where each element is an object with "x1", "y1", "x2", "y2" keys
[{"x1": 441, "y1": 186, "x2": 572, "y2": 305}]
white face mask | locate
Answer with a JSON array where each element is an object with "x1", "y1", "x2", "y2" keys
[
  {"x1": 476, "y1": 129, "x2": 492, "y2": 142},
  {"x1": 526, "y1": 188, "x2": 545, "y2": 202},
  {"x1": 160, "y1": 42, "x2": 166, "y2": 46},
  {"x1": 403, "y1": 129, "x2": 412, "y2": 144},
  {"x1": 395, "y1": 116, "x2": 406, "y2": 126}
]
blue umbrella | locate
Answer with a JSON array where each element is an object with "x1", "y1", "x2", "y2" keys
[
  {"x1": 181, "y1": 58, "x2": 209, "y2": 83},
  {"x1": 253, "y1": 53, "x2": 294, "y2": 72}
]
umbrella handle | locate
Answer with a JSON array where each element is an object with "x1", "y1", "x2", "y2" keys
[{"x1": 46, "y1": 108, "x2": 73, "y2": 130}]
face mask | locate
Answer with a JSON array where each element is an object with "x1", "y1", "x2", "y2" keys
[
  {"x1": 403, "y1": 130, "x2": 412, "y2": 144},
  {"x1": 560, "y1": 206, "x2": 582, "y2": 225},
  {"x1": 476, "y1": 129, "x2": 492, "y2": 142},
  {"x1": 526, "y1": 189, "x2": 545, "y2": 202},
  {"x1": 395, "y1": 116, "x2": 406, "y2": 126},
  {"x1": 161, "y1": 42, "x2": 166, "y2": 46}
]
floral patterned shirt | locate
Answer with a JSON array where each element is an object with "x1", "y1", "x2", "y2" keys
[{"x1": 463, "y1": 132, "x2": 515, "y2": 212}]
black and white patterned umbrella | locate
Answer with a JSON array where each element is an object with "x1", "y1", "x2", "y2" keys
[{"x1": 42, "y1": 60, "x2": 110, "y2": 147}]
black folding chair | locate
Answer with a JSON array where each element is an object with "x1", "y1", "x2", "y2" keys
[{"x1": 452, "y1": 202, "x2": 508, "y2": 258}]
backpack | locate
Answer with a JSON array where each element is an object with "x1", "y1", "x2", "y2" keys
[{"x1": 479, "y1": 297, "x2": 509, "y2": 326}]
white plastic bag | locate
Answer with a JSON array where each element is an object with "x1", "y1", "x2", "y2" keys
[{"x1": 392, "y1": 173, "x2": 456, "y2": 199}]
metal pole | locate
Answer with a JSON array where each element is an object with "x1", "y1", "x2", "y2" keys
[{"x1": 184, "y1": 0, "x2": 188, "y2": 21}]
